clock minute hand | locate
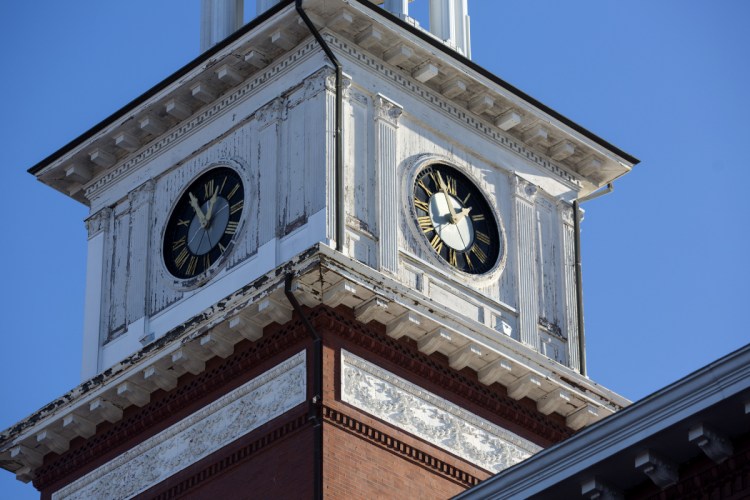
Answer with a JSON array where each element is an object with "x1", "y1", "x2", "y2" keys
[
  {"x1": 436, "y1": 173, "x2": 459, "y2": 224},
  {"x1": 188, "y1": 192, "x2": 208, "y2": 228},
  {"x1": 204, "y1": 188, "x2": 219, "y2": 226}
]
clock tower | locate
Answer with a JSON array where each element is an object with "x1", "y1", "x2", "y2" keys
[{"x1": 1, "y1": 0, "x2": 638, "y2": 498}]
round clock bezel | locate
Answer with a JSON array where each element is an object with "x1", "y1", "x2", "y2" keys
[
  {"x1": 403, "y1": 155, "x2": 507, "y2": 282},
  {"x1": 161, "y1": 163, "x2": 248, "y2": 290}
]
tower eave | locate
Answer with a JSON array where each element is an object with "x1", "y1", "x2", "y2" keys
[
  {"x1": 27, "y1": 0, "x2": 637, "y2": 206},
  {"x1": 0, "y1": 243, "x2": 628, "y2": 483}
]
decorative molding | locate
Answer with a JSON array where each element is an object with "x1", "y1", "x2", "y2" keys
[
  {"x1": 313, "y1": 305, "x2": 574, "y2": 444},
  {"x1": 688, "y1": 424, "x2": 733, "y2": 464},
  {"x1": 327, "y1": 72, "x2": 352, "y2": 95},
  {"x1": 84, "y1": 207, "x2": 113, "y2": 238},
  {"x1": 323, "y1": 406, "x2": 481, "y2": 488},
  {"x1": 256, "y1": 96, "x2": 285, "y2": 127},
  {"x1": 634, "y1": 450, "x2": 678, "y2": 489},
  {"x1": 33, "y1": 314, "x2": 312, "y2": 489},
  {"x1": 303, "y1": 67, "x2": 332, "y2": 100},
  {"x1": 52, "y1": 351, "x2": 306, "y2": 500},
  {"x1": 146, "y1": 411, "x2": 309, "y2": 499},
  {"x1": 374, "y1": 93, "x2": 404, "y2": 126},
  {"x1": 341, "y1": 350, "x2": 541, "y2": 473},
  {"x1": 324, "y1": 33, "x2": 582, "y2": 188},
  {"x1": 127, "y1": 179, "x2": 155, "y2": 210},
  {"x1": 558, "y1": 200, "x2": 574, "y2": 226},
  {"x1": 513, "y1": 175, "x2": 539, "y2": 203},
  {"x1": 83, "y1": 39, "x2": 321, "y2": 200}
]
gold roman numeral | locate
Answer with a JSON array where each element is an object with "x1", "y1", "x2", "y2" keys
[
  {"x1": 418, "y1": 179, "x2": 433, "y2": 196},
  {"x1": 230, "y1": 200, "x2": 244, "y2": 215},
  {"x1": 218, "y1": 242, "x2": 226, "y2": 253},
  {"x1": 464, "y1": 252, "x2": 474, "y2": 270},
  {"x1": 177, "y1": 218, "x2": 190, "y2": 227},
  {"x1": 430, "y1": 234, "x2": 443, "y2": 254},
  {"x1": 414, "y1": 199, "x2": 430, "y2": 213},
  {"x1": 449, "y1": 248, "x2": 458, "y2": 267},
  {"x1": 172, "y1": 236, "x2": 186, "y2": 251},
  {"x1": 204, "y1": 179, "x2": 215, "y2": 199},
  {"x1": 175, "y1": 248, "x2": 189, "y2": 270},
  {"x1": 475, "y1": 231, "x2": 491, "y2": 245},
  {"x1": 219, "y1": 176, "x2": 228, "y2": 195},
  {"x1": 446, "y1": 176, "x2": 457, "y2": 196},
  {"x1": 227, "y1": 182, "x2": 240, "y2": 200},
  {"x1": 462, "y1": 192, "x2": 472, "y2": 205},
  {"x1": 187, "y1": 256, "x2": 198, "y2": 275},
  {"x1": 203, "y1": 254, "x2": 211, "y2": 270},
  {"x1": 471, "y1": 244, "x2": 488, "y2": 264},
  {"x1": 225, "y1": 221, "x2": 238, "y2": 235},
  {"x1": 417, "y1": 216, "x2": 433, "y2": 233},
  {"x1": 471, "y1": 213, "x2": 485, "y2": 222},
  {"x1": 430, "y1": 171, "x2": 441, "y2": 188}
]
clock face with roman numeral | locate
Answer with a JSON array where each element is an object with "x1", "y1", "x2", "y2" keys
[
  {"x1": 163, "y1": 167, "x2": 244, "y2": 280},
  {"x1": 412, "y1": 164, "x2": 500, "y2": 274}
]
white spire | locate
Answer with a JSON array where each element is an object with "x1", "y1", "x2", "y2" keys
[
  {"x1": 429, "y1": 0, "x2": 471, "y2": 57},
  {"x1": 200, "y1": 0, "x2": 244, "y2": 52},
  {"x1": 256, "y1": 0, "x2": 282, "y2": 16}
]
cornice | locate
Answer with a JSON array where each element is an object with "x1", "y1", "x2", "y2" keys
[
  {"x1": 81, "y1": 43, "x2": 325, "y2": 203},
  {"x1": 0, "y1": 244, "x2": 628, "y2": 484},
  {"x1": 29, "y1": 0, "x2": 636, "y2": 205},
  {"x1": 328, "y1": 33, "x2": 583, "y2": 191}
]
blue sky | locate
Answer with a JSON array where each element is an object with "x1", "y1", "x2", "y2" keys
[{"x1": 1, "y1": 1, "x2": 748, "y2": 497}]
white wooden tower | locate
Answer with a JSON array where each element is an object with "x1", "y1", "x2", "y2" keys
[{"x1": 1, "y1": 0, "x2": 637, "y2": 496}]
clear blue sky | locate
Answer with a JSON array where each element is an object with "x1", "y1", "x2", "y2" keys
[{"x1": 1, "y1": 1, "x2": 748, "y2": 498}]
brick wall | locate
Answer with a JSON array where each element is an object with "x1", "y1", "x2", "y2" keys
[{"x1": 324, "y1": 423, "x2": 469, "y2": 500}]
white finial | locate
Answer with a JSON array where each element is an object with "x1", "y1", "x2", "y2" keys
[
  {"x1": 429, "y1": 0, "x2": 471, "y2": 58},
  {"x1": 384, "y1": 0, "x2": 410, "y2": 18},
  {"x1": 200, "y1": 0, "x2": 244, "y2": 52},
  {"x1": 256, "y1": 0, "x2": 282, "y2": 16}
]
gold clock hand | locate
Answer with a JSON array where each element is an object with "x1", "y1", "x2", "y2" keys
[
  {"x1": 204, "y1": 188, "x2": 219, "y2": 225},
  {"x1": 188, "y1": 192, "x2": 208, "y2": 228},
  {"x1": 454, "y1": 205, "x2": 472, "y2": 223},
  {"x1": 436, "y1": 172, "x2": 459, "y2": 224}
]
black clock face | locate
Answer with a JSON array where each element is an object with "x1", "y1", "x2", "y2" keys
[
  {"x1": 163, "y1": 167, "x2": 244, "y2": 280},
  {"x1": 412, "y1": 164, "x2": 500, "y2": 274}
]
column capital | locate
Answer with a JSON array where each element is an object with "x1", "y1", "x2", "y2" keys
[
  {"x1": 374, "y1": 94, "x2": 404, "y2": 126},
  {"x1": 128, "y1": 179, "x2": 155, "y2": 209},
  {"x1": 85, "y1": 207, "x2": 113, "y2": 238},
  {"x1": 513, "y1": 175, "x2": 538, "y2": 203},
  {"x1": 558, "y1": 200, "x2": 575, "y2": 226}
]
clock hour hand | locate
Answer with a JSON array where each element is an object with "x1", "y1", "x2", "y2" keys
[
  {"x1": 188, "y1": 192, "x2": 208, "y2": 228},
  {"x1": 454, "y1": 205, "x2": 472, "y2": 223}
]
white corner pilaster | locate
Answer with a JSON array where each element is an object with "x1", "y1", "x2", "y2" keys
[
  {"x1": 559, "y1": 200, "x2": 580, "y2": 371},
  {"x1": 513, "y1": 176, "x2": 539, "y2": 350},
  {"x1": 374, "y1": 94, "x2": 403, "y2": 274},
  {"x1": 383, "y1": 0, "x2": 409, "y2": 18},
  {"x1": 81, "y1": 207, "x2": 112, "y2": 380},
  {"x1": 429, "y1": 0, "x2": 471, "y2": 57},
  {"x1": 256, "y1": 97, "x2": 284, "y2": 247},
  {"x1": 325, "y1": 73, "x2": 352, "y2": 252},
  {"x1": 126, "y1": 181, "x2": 155, "y2": 338}
]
